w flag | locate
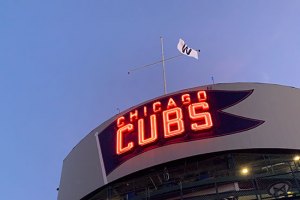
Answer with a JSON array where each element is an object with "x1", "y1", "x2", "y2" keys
[{"x1": 177, "y1": 38, "x2": 199, "y2": 59}]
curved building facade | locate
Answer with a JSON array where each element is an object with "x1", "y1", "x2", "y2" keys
[{"x1": 58, "y1": 83, "x2": 300, "y2": 200}]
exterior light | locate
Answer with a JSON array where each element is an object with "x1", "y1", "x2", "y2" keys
[
  {"x1": 287, "y1": 191, "x2": 293, "y2": 197},
  {"x1": 240, "y1": 167, "x2": 249, "y2": 175},
  {"x1": 293, "y1": 155, "x2": 300, "y2": 162}
]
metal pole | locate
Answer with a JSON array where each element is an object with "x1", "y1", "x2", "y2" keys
[
  {"x1": 160, "y1": 36, "x2": 167, "y2": 95},
  {"x1": 179, "y1": 181, "x2": 183, "y2": 200}
]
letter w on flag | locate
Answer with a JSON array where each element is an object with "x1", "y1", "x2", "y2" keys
[{"x1": 177, "y1": 38, "x2": 199, "y2": 59}]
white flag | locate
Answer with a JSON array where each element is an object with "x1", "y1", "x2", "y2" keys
[{"x1": 177, "y1": 38, "x2": 199, "y2": 59}]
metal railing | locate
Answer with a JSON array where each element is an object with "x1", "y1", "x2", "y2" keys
[{"x1": 88, "y1": 155, "x2": 300, "y2": 200}]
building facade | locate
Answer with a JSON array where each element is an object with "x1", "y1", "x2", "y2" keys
[{"x1": 58, "y1": 83, "x2": 300, "y2": 200}]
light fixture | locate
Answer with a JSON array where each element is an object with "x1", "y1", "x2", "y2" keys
[
  {"x1": 240, "y1": 167, "x2": 249, "y2": 175},
  {"x1": 293, "y1": 155, "x2": 300, "y2": 162}
]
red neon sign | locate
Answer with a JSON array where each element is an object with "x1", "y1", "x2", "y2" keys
[
  {"x1": 98, "y1": 89, "x2": 264, "y2": 175},
  {"x1": 116, "y1": 91, "x2": 213, "y2": 155}
]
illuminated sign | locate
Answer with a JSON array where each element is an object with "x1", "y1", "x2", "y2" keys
[
  {"x1": 116, "y1": 91, "x2": 213, "y2": 155},
  {"x1": 98, "y1": 89, "x2": 264, "y2": 175}
]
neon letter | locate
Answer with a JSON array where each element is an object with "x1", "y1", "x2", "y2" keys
[
  {"x1": 116, "y1": 124, "x2": 134, "y2": 155},
  {"x1": 153, "y1": 101, "x2": 162, "y2": 113},
  {"x1": 167, "y1": 98, "x2": 177, "y2": 109},
  {"x1": 138, "y1": 114, "x2": 158, "y2": 146},
  {"x1": 189, "y1": 102, "x2": 213, "y2": 131},
  {"x1": 117, "y1": 116, "x2": 125, "y2": 128},
  {"x1": 143, "y1": 106, "x2": 147, "y2": 117},
  {"x1": 163, "y1": 107, "x2": 185, "y2": 138},
  {"x1": 197, "y1": 91, "x2": 207, "y2": 102},
  {"x1": 130, "y1": 110, "x2": 138, "y2": 122},
  {"x1": 181, "y1": 94, "x2": 191, "y2": 105}
]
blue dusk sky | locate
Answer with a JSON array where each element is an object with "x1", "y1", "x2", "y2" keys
[{"x1": 1, "y1": 1, "x2": 300, "y2": 199}]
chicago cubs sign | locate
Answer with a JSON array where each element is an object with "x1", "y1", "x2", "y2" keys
[
  {"x1": 115, "y1": 91, "x2": 213, "y2": 155},
  {"x1": 98, "y1": 89, "x2": 264, "y2": 175}
]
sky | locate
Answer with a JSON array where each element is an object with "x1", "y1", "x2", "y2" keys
[{"x1": 1, "y1": 0, "x2": 300, "y2": 199}]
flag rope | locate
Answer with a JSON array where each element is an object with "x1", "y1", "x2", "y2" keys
[{"x1": 128, "y1": 54, "x2": 182, "y2": 74}]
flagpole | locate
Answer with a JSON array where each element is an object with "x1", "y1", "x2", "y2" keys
[
  {"x1": 160, "y1": 36, "x2": 167, "y2": 95},
  {"x1": 128, "y1": 38, "x2": 199, "y2": 95}
]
